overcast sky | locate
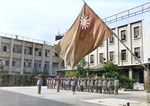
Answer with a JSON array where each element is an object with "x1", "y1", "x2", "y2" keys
[{"x1": 0, "y1": 0, "x2": 149, "y2": 43}]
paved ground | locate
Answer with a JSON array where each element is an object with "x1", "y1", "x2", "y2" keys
[{"x1": 0, "y1": 86, "x2": 150, "y2": 106}]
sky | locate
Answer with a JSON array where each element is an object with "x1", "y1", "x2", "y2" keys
[{"x1": 0, "y1": 0, "x2": 149, "y2": 44}]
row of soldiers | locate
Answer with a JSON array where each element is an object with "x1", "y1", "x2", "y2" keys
[{"x1": 46, "y1": 77, "x2": 119, "y2": 95}]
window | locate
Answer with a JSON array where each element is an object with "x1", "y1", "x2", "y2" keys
[
  {"x1": 13, "y1": 45, "x2": 22, "y2": 53},
  {"x1": 12, "y1": 58, "x2": 21, "y2": 67},
  {"x1": 52, "y1": 62, "x2": 58, "y2": 67},
  {"x1": 61, "y1": 60, "x2": 64, "y2": 67},
  {"x1": 35, "y1": 48, "x2": 42, "y2": 56},
  {"x1": 121, "y1": 30, "x2": 126, "y2": 41},
  {"x1": 134, "y1": 26, "x2": 139, "y2": 38},
  {"x1": 121, "y1": 50, "x2": 126, "y2": 60},
  {"x1": 90, "y1": 55, "x2": 94, "y2": 64},
  {"x1": 24, "y1": 46, "x2": 32, "y2": 55},
  {"x1": 2, "y1": 43, "x2": 10, "y2": 52},
  {"x1": 109, "y1": 34, "x2": 114, "y2": 43},
  {"x1": 24, "y1": 59, "x2": 32, "y2": 67},
  {"x1": 0, "y1": 60, "x2": 2, "y2": 65},
  {"x1": 55, "y1": 53, "x2": 58, "y2": 57},
  {"x1": 134, "y1": 47, "x2": 140, "y2": 58},
  {"x1": 5, "y1": 61, "x2": 9, "y2": 66},
  {"x1": 44, "y1": 61, "x2": 49, "y2": 69},
  {"x1": 99, "y1": 53, "x2": 103, "y2": 62},
  {"x1": 110, "y1": 51, "x2": 114, "y2": 61},
  {"x1": 45, "y1": 50, "x2": 50, "y2": 57},
  {"x1": 34, "y1": 60, "x2": 41, "y2": 68},
  {"x1": 12, "y1": 61, "x2": 16, "y2": 66}
]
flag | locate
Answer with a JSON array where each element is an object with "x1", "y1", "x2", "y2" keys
[{"x1": 54, "y1": 2, "x2": 113, "y2": 68}]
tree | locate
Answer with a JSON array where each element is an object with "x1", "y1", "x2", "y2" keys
[
  {"x1": 65, "y1": 58, "x2": 88, "y2": 78},
  {"x1": 103, "y1": 61, "x2": 119, "y2": 78}
]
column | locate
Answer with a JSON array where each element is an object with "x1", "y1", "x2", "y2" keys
[
  {"x1": 9, "y1": 39, "x2": 14, "y2": 74},
  {"x1": 129, "y1": 67, "x2": 133, "y2": 79},
  {"x1": 127, "y1": 24, "x2": 132, "y2": 64},
  {"x1": 31, "y1": 43, "x2": 35, "y2": 71},
  {"x1": 41, "y1": 44, "x2": 45, "y2": 72},
  {"x1": 20, "y1": 41, "x2": 25, "y2": 75},
  {"x1": 49, "y1": 47, "x2": 53, "y2": 76}
]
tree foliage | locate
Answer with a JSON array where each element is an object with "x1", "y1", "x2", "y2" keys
[
  {"x1": 103, "y1": 61, "x2": 119, "y2": 78},
  {"x1": 119, "y1": 75, "x2": 136, "y2": 89},
  {"x1": 65, "y1": 58, "x2": 88, "y2": 78}
]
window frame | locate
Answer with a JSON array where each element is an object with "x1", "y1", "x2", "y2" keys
[
  {"x1": 134, "y1": 47, "x2": 140, "y2": 59},
  {"x1": 110, "y1": 51, "x2": 114, "y2": 62},
  {"x1": 121, "y1": 49, "x2": 127, "y2": 61},
  {"x1": 13, "y1": 45, "x2": 22, "y2": 53},
  {"x1": 90, "y1": 54, "x2": 94, "y2": 64},
  {"x1": 121, "y1": 30, "x2": 126, "y2": 41},
  {"x1": 99, "y1": 53, "x2": 103, "y2": 63}
]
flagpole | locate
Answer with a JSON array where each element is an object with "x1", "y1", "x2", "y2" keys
[{"x1": 113, "y1": 32, "x2": 149, "y2": 72}]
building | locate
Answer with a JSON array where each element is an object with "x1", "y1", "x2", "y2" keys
[
  {"x1": 0, "y1": 32, "x2": 59, "y2": 76},
  {"x1": 56, "y1": 2, "x2": 150, "y2": 83},
  {"x1": 88, "y1": 2, "x2": 150, "y2": 83}
]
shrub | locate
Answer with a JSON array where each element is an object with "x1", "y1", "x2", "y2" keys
[{"x1": 119, "y1": 75, "x2": 136, "y2": 89}]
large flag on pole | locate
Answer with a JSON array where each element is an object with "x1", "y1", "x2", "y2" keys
[{"x1": 54, "y1": 2, "x2": 113, "y2": 68}]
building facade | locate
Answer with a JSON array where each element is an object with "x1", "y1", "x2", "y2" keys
[
  {"x1": 88, "y1": 2, "x2": 150, "y2": 83},
  {"x1": 56, "y1": 2, "x2": 150, "y2": 83},
  {"x1": 0, "y1": 33, "x2": 59, "y2": 76}
]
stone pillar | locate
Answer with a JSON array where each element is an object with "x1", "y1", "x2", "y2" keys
[
  {"x1": 49, "y1": 47, "x2": 53, "y2": 76},
  {"x1": 129, "y1": 67, "x2": 133, "y2": 79},
  {"x1": 9, "y1": 39, "x2": 14, "y2": 74},
  {"x1": 31, "y1": 43, "x2": 35, "y2": 71},
  {"x1": 20, "y1": 41, "x2": 25, "y2": 75},
  {"x1": 41, "y1": 44, "x2": 45, "y2": 72}
]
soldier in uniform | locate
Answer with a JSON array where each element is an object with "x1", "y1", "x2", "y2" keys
[
  {"x1": 80, "y1": 78, "x2": 83, "y2": 92},
  {"x1": 83, "y1": 77, "x2": 87, "y2": 92},
  {"x1": 114, "y1": 77, "x2": 119, "y2": 95},
  {"x1": 63, "y1": 77, "x2": 66, "y2": 90},
  {"x1": 60, "y1": 77, "x2": 63, "y2": 90},
  {"x1": 53, "y1": 77, "x2": 56, "y2": 89},
  {"x1": 69, "y1": 77, "x2": 72, "y2": 90},
  {"x1": 98, "y1": 77, "x2": 103, "y2": 93},
  {"x1": 95, "y1": 78, "x2": 98, "y2": 93},
  {"x1": 66, "y1": 78, "x2": 69, "y2": 90},
  {"x1": 90, "y1": 77, "x2": 94, "y2": 92},
  {"x1": 111, "y1": 78, "x2": 114, "y2": 94},
  {"x1": 108, "y1": 78, "x2": 112, "y2": 94},
  {"x1": 87, "y1": 77, "x2": 90, "y2": 92},
  {"x1": 102, "y1": 78, "x2": 107, "y2": 94},
  {"x1": 51, "y1": 78, "x2": 53, "y2": 89},
  {"x1": 57, "y1": 76, "x2": 61, "y2": 92},
  {"x1": 77, "y1": 78, "x2": 81, "y2": 91}
]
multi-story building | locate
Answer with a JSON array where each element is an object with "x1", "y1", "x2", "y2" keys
[
  {"x1": 0, "y1": 32, "x2": 59, "y2": 76},
  {"x1": 88, "y1": 2, "x2": 150, "y2": 83},
  {"x1": 56, "y1": 2, "x2": 150, "y2": 83}
]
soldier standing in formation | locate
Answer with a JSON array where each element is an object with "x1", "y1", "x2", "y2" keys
[
  {"x1": 114, "y1": 77, "x2": 119, "y2": 95},
  {"x1": 95, "y1": 78, "x2": 98, "y2": 93},
  {"x1": 83, "y1": 78, "x2": 86, "y2": 92},
  {"x1": 57, "y1": 76, "x2": 61, "y2": 92},
  {"x1": 90, "y1": 77, "x2": 94, "y2": 92},
  {"x1": 102, "y1": 78, "x2": 107, "y2": 94},
  {"x1": 44, "y1": 76, "x2": 119, "y2": 95},
  {"x1": 108, "y1": 78, "x2": 112, "y2": 94},
  {"x1": 98, "y1": 77, "x2": 103, "y2": 93},
  {"x1": 111, "y1": 78, "x2": 114, "y2": 94},
  {"x1": 86, "y1": 77, "x2": 89, "y2": 92}
]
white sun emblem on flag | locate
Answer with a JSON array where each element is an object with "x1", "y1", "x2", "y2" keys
[{"x1": 80, "y1": 15, "x2": 90, "y2": 30}]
